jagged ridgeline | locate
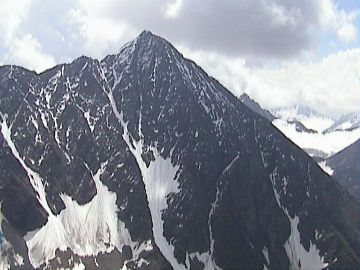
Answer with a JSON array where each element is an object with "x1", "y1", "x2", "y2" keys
[{"x1": 0, "y1": 31, "x2": 359, "y2": 270}]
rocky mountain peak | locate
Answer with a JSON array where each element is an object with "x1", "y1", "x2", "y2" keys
[{"x1": 0, "y1": 31, "x2": 359, "y2": 270}]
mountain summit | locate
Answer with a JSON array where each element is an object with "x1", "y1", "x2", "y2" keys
[{"x1": 0, "y1": 31, "x2": 359, "y2": 269}]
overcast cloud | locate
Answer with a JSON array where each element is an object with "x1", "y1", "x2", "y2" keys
[
  {"x1": 180, "y1": 47, "x2": 360, "y2": 116},
  {"x1": 65, "y1": 0, "x2": 359, "y2": 59},
  {"x1": 0, "y1": 0, "x2": 358, "y2": 116}
]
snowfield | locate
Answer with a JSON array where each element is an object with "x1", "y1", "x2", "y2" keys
[{"x1": 273, "y1": 119, "x2": 360, "y2": 157}]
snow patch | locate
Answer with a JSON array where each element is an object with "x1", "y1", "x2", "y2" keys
[
  {"x1": 222, "y1": 155, "x2": 239, "y2": 175},
  {"x1": 40, "y1": 110, "x2": 49, "y2": 129},
  {"x1": 284, "y1": 216, "x2": 328, "y2": 270},
  {"x1": 122, "y1": 127, "x2": 182, "y2": 269},
  {"x1": 185, "y1": 252, "x2": 219, "y2": 270},
  {"x1": 30, "y1": 116, "x2": 39, "y2": 130},
  {"x1": 262, "y1": 247, "x2": 269, "y2": 265},
  {"x1": 0, "y1": 113, "x2": 51, "y2": 214},
  {"x1": 269, "y1": 170, "x2": 327, "y2": 270},
  {"x1": 185, "y1": 184, "x2": 224, "y2": 270},
  {"x1": 108, "y1": 90, "x2": 186, "y2": 269},
  {"x1": 318, "y1": 161, "x2": 334, "y2": 176},
  {"x1": 24, "y1": 161, "x2": 137, "y2": 268},
  {"x1": 14, "y1": 253, "x2": 24, "y2": 267},
  {"x1": 72, "y1": 262, "x2": 86, "y2": 270},
  {"x1": 83, "y1": 111, "x2": 95, "y2": 132}
]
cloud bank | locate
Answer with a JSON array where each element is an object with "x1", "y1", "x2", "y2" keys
[
  {"x1": 66, "y1": 0, "x2": 358, "y2": 59},
  {"x1": 180, "y1": 47, "x2": 360, "y2": 116},
  {"x1": 0, "y1": 0, "x2": 358, "y2": 116}
]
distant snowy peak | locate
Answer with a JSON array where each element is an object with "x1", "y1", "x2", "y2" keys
[
  {"x1": 271, "y1": 105, "x2": 334, "y2": 133},
  {"x1": 292, "y1": 104, "x2": 325, "y2": 118},
  {"x1": 323, "y1": 111, "x2": 360, "y2": 134},
  {"x1": 265, "y1": 105, "x2": 360, "y2": 160},
  {"x1": 273, "y1": 104, "x2": 326, "y2": 119},
  {"x1": 241, "y1": 96, "x2": 334, "y2": 159},
  {"x1": 272, "y1": 117, "x2": 360, "y2": 159}
]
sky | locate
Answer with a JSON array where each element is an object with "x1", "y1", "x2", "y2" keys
[{"x1": 0, "y1": 0, "x2": 359, "y2": 117}]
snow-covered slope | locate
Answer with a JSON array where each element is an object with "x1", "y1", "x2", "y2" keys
[
  {"x1": 272, "y1": 105, "x2": 334, "y2": 133},
  {"x1": 271, "y1": 106, "x2": 360, "y2": 159},
  {"x1": 272, "y1": 118, "x2": 360, "y2": 158},
  {"x1": 323, "y1": 112, "x2": 360, "y2": 133},
  {"x1": 0, "y1": 31, "x2": 359, "y2": 270}
]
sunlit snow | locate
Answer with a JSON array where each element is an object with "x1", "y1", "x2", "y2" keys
[
  {"x1": 0, "y1": 113, "x2": 138, "y2": 268},
  {"x1": 268, "y1": 170, "x2": 328, "y2": 270},
  {"x1": 23, "y1": 161, "x2": 138, "y2": 268},
  {"x1": 273, "y1": 119, "x2": 360, "y2": 157},
  {"x1": 318, "y1": 161, "x2": 334, "y2": 176},
  {"x1": 272, "y1": 107, "x2": 334, "y2": 133},
  {"x1": 108, "y1": 89, "x2": 186, "y2": 270}
]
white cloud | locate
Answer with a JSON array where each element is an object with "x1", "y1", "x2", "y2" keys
[
  {"x1": 4, "y1": 34, "x2": 55, "y2": 73},
  {"x1": 318, "y1": 0, "x2": 359, "y2": 43},
  {"x1": 336, "y1": 10, "x2": 358, "y2": 42},
  {"x1": 65, "y1": 0, "x2": 341, "y2": 59},
  {"x1": 266, "y1": 2, "x2": 300, "y2": 27},
  {"x1": 0, "y1": 0, "x2": 358, "y2": 117},
  {"x1": 0, "y1": 0, "x2": 56, "y2": 72},
  {"x1": 162, "y1": 0, "x2": 183, "y2": 19},
  {"x1": 63, "y1": 0, "x2": 359, "y2": 60},
  {"x1": 0, "y1": 0, "x2": 31, "y2": 46},
  {"x1": 252, "y1": 49, "x2": 360, "y2": 116},
  {"x1": 337, "y1": 22, "x2": 357, "y2": 43},
  {"x1": 68, "y1": 1, "x2": 137, "y2": 59},
  {"x1": 178, "y1": 46, "x2": 360, "y2": 117}
]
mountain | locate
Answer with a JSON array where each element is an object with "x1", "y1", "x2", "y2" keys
[
  {"x1": 237, "y1": 91, "x2": 360, "y2": 205},
  {"x1": 239, "y1": 95, "x2": 317, "y2": 135},
  {"x1": 239, "y1": 93, "x2": 275, "y2": 121},
  {"x1": 240, "y1": 98, "x2": 327, "y2": 160},
  {"x1": 0, "y1": 31, "x2": 359, "y2": 270},
  {"x1": 239, "y1": 96, "x2": 328, "y2": 159},
  {"x1": 271, "y1": 106, "x2": 360, "y2": 159},
  {"x1": 323, "y1": 112, "x2": 360, "y2": 134},
  {"x1": 272, "y1": 104, "x2": 333, "y2": 133},
  {"x1": 325, "y1": 139, "x2": 360, "y2": 201}
]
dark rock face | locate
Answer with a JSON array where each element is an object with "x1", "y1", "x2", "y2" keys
[
  {"x1": 327, "y1": 139, "x2": 360, "y2": 201},
  {"x1": 0, "y1": 31, "x2": 359, "y2": 269},
  {"x1": 240, "y1": 95, "x2": 318, "y2": 134},
  {"x1": 240, "y1": 93, "x2": 276, "y2": 122},
  {"x1": 286, "y1": 119, "x2": 317, "y2": 134}
]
